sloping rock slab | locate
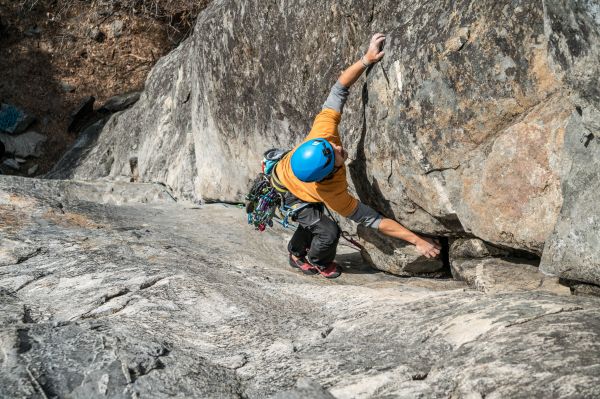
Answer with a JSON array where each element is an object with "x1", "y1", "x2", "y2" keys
[{"x1": 1, "y1": 176, "x2": 599, "y2": 397}]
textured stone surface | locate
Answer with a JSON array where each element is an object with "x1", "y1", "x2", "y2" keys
[
  {"x1": 46, "y1": 118, "x2": 109, "y2": 180},
  {"x1": 451, "y1": 257, "x2": 570, "y2": 295},
  {"x1": 450, "y1": 238, "x2": 511, "y2": 259},
  {"x1": 540, "y1": 100, "x2": 600, "y2": 285},
  {"x1": 359, "y1": 226, "x2": 444, "y2": 276},
  {"x1": 99, "y1": 92, "x2": 141, "y2": 113},
  {"x1": 52, "y1": 2, "x2": 599, "y2": 280},
  {"x1": 0, "y1": 131, "x2": 47, "y2": 158},
  {"x1": 1, "y1": 176, "x2": 600, "y2": 397}
]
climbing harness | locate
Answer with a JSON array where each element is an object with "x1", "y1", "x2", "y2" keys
[
  {"x1": 246, "y1": 148, "x2": 309, "y2": 231},
  {"x1": 245, "y1": 148, "x2": 365, "y2": 252}
]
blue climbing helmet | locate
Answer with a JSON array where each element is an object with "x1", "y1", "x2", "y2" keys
[{"x1": 290, "y1": 138, "x2": 335, "y2": 182}]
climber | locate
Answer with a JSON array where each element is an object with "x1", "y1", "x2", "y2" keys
[{"x1": 272, "y1": 33, "x2": 441, "y2": 279}]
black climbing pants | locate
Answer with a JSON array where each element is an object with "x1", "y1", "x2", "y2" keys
[{"x1": 284, "y1": 192, "x2": 340, "y2": 266}]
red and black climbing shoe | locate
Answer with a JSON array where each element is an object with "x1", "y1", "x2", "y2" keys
[
  {"x1": 288, "y1": 254, "x2": 318, "y2": 275},
  {"x1": 313, "y1": 261, "x2": 342, "y2": 279}
]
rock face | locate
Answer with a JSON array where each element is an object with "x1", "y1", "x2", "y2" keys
[
  {"x1": 0, "y1": 131, "x2": 47, "y2": 158},
  {"x1": 540, "y1": 101, "x2": 600, "y2": 285},
  {"x1": 1, "y1": 176, "x2": 600, "y2": 397},
  {"x1": 51, "y1": 2, "x2": 599, "y2": 276}
]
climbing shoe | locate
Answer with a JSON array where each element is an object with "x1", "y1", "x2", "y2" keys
[
  {"x1": 312, "y1": 261, "x2": 342, "y2": 279},
  {"x1": 288, "y1": 254, "x2": 318, "y2": 275}
]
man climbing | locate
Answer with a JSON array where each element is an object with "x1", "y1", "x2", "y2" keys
[{"x1": 272, "y1": 33, "x2": 441, "y2": 278}]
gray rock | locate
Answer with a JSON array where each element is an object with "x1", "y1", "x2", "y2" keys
[
  {"x1": 540, "y1": 101, "x2": 600, "y2": 285},
  {"x1": 450, "y1": 238, "x2": 510, "y2": 259},
  {"x1": 0, "y1": 103, "x2": 35, "y2": 135},
  {"x1": 62, "y1": 0, "x2": 600, "y2": 257},
  {"x1": 451, "y1": 257, "x2": 570, "y2": 295},
  {"x1": 68, "y1": 96, "x2": 96, "y2": 134},
  {"x1": 87, "y1": 26, "x2": 105, "y2": 42},
  {"x1": 0, "y1": 131, "x2": 47, "y2": 158},
  {"x1": 45, "y1": 118, "x2": 108, "y2": 180},
  {"x1": 359, "y1": 226, "x2": 444, "y2": 276},
  {"x1": 271, "y1": 378, "x2": 335, "y2": 399},
  {"x1": 99, "y1": 92, "x2": 141, "y2": 113},
  {"x1": 571, "y1": 283, "x2": 600, "y2": 298},
  {"x1": 0, "y1": 176, "x2": 599, "y2": 398},
  {"x1": 27, "y1": 164, "x2": 39, "y2": 176},
  {"x1": 2, "y1": 158, "x2": 20, "y2": 170},
  {"x1": 111, "y1": 19, "x2": 124, "y2": 38}
]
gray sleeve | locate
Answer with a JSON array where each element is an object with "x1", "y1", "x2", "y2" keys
[
  {"x1": 347, "y1": 202, "x2": 383, "y2": 229},
  {"x1": 322, "y1": 81, "x2": 349, "y2": 113}
]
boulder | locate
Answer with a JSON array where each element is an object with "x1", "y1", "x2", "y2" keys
[
  {"x1": 540, "y1": 101, "x2": 600, "y2": 285},
  {"x1": 27, "y1": 164, "x2": 39, "y2": 176},
  {"x1": 2, "y1": 158, "x2": 20, "y2": 170},
  {"x1": 451, "y1": 257, "x2": 570, "y2": 295},
  {"x1": 449, "y1": 238, "x2": 510, "y2": 259},
  {"x1": 99, "y1": 91, "x2": 141, "y2": 113},
  {"x1": 0, "y1": 131, "x2": 47, "y2": 158},
  {"x1": 359, "y1": 226, "x2": 444, "y2": 276},
  {"x1": 60, "y1": 82, "x2": 76, "y2": 93}
]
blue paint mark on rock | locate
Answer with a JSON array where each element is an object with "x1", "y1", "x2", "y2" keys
[{"x1": 0, "y1": 104, "x2": 35, "y2": 135}]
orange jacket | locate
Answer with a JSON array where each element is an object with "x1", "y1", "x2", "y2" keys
[{"x1": 274, "y1": 109, "x2": 358, "y2": 217}]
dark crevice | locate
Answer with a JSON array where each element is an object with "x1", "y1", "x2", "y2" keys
[
  {"x1": 127, "y1": 344, "x2": 171, "y2": 383},
  {"x1": 367, "y1": 0, "x2": 375, "y2": 24},
  {"x1": 104, "y1": 287, "x2": 130, "y2": 302},
  {"x1": 22, "y1": 306, "x2": 35, "y2": 323},
  {"x1": 17, "y1": 328, "x2": 32, "y2": 353},
  {"x1": 439, "y1": 237, "x2": 450, "y2": 273},
  {"x1": 140, "y1": 277, "x2": 164, "y2": 290},
  {"x1": 348, "y1": 68, "x2": 398, "y2": 220},
  {"x1": 320, "y1": 326, "x2": 333, "y2": 339},
  {"x1": 16, "y1": 247, "x2": 45, "y2": 264},
  {"x1": 424, "y1": 164, "x2": 460, "y2": 175},
  {"x1": 15, "y1": 272, "x2": 50, "y2": 292},
  {"x1": 26, "y1": 366, "x2": 56, "y2": 399},
  {"x1": 411, "y1": 371, "x2": 429, "y2": 380}
]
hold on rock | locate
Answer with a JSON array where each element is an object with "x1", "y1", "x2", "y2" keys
[{"x1": 0, "y1": 131, "x2": 47, "y2": 158}]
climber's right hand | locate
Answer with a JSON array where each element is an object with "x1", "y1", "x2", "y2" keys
[
  {"x1": 364, "y1": 33, "x2": 386, "y2": 65},
  {"x1": 415, "y1": 237, "x2": 441, "y2": 259}
]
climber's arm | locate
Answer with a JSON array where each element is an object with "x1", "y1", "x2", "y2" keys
[
  {"x1": 347, "y1": 203, "x2": 441, "y2": 259},
  {"x1": 338, "y1": 33, "x2": 385, "y2": 88},
  {"x1": 322, "y1": 33, "x2": 385, "y2": 114},
  {"x1": 378, "y1": 218, "x2": 441, "y2": 259}
]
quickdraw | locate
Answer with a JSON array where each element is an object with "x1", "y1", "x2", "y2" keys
[{"x1": 245, "y1": 174, "x2": 282, "y2": 231}]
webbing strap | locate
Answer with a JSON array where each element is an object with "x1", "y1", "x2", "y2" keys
[{"x1": 270, "y1": 170, "x2": 288, "y2": 193}]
